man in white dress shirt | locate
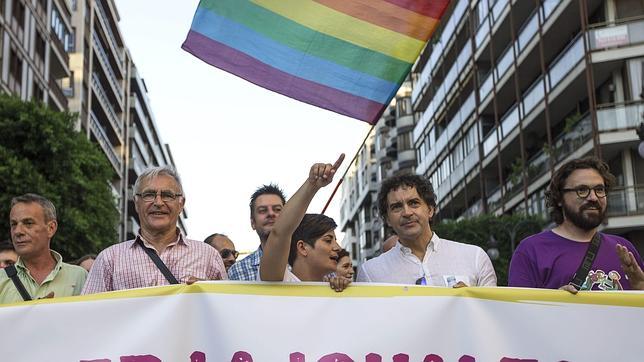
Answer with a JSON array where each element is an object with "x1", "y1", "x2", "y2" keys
[{"x1": 357, "y1": 174, "x2": 496, "y2": 287}]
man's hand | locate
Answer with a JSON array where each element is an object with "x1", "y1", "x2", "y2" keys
[
  {"x1": 38, "y1": 291, "x2": 55, "y2": 299},
  {"x1": 452, "y1": 281, "x2": 468, "y2": 288},
  {"x1": 324, "y1": 275, "x2": 351, "y2": 292},
  {"x1": 616, "y1": 244, "x2": 644, "y2": 290},
  {"x1": 308, "y1": 154, "x2": 345, "y2": 189},
  {"x1": 559, "y1": 284, "x2": 578, "y2": 294},
  {"x1": 186, "y1": 276, "x2": 204, "y2": 285}
]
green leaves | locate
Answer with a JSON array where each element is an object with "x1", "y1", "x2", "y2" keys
[
  {"x1": 433, "y1": 213, "x2": 546, "y2": 286},
  {"x1": 0, "y1": 94, "x2": 118, "y2": 261}
]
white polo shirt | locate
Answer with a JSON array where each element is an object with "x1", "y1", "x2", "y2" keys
[{"x1": 356, "y1": 233, "x2": 497, "y2": 286}]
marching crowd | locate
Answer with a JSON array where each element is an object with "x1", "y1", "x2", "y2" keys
[{"x1": 1, "y1": 154, "x2": 643, "y2": 303}]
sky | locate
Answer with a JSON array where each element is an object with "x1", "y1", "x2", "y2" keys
[{"x1": 113, "y1": 0, "x2": 371, "y2": 253}]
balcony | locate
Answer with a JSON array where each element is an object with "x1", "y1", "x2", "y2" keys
[
  {"x1": 597, "y1": 102, "x2": 644, "y2": 132},
  {"x1": 49, "y1": 29, "x2": 70, "y2": 78},
  {"x1": 607, "y1": 185, "x2": 644, "y2": 218},
  {"x1": 95, "y1": 0, "x2": 124, "y2": 66},
  {"x1": 92, "y1": 33, "x2": 123, "y2": 100},
  {"x1": 91, "y1": 73, "x2": 123, "y2": 137},
  {"x1": 89, "y1": 111, "x2": 122, "y2": 173},
  {"x1": 589, "y1": 18, "x2": 644, "y2": 52},
  {"x1": 48, "y1": 78, "x2": 69, "y2": 110}
]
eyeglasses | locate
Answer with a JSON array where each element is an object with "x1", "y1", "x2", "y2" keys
[
  {"x1": 136, "y1": 190, "x2": 183, "y2": 202},
  {"x1": 220, "y1": 249, "x2": 239, "y2": 260},
  {"x1": 562, "y1": 185, "x2": 607, "y2": 199},
  {"x1": 415, "y1": 276, "x2": 427, "y2": 285}
]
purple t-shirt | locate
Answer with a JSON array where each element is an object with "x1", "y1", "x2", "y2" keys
[{"x1": 508, "y1": 230, "x2": 644, "y2": 290}]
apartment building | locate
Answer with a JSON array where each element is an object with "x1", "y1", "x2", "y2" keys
[
  {"x1": 411, "y1": 0, "x2": 644, "y2": 253},
  {"x1": 339, "y1": 82, "x2": 416, "y2": 264},
  {"x1": 66, "y1": 0, "x2": 186, "y2": 240},
  {"x1": 0, "y1": 0, "x2": 73, "y2": 109}
]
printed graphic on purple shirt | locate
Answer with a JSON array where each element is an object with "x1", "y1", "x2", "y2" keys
[{"x1": 508, "y1": 231, "x2": 643, "y2": 290}]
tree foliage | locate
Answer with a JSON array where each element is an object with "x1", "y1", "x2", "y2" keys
[
  {"x1": 0, "y1": 94, "x2": 119, "y2": 260},
  {"x1": 433, "y1": 213, "x2": 547, "y2": 286}
]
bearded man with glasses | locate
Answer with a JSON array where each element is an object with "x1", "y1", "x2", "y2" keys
[
  {"x1": 509, "y1": 157, "x2": 644, "y2": 292},
  {"x1": 82, "y1": 166, "x2": 226, "y2": 294}
]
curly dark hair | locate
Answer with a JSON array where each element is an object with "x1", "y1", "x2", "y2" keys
[
  {"x1": 545, "y1": 156, "x2": 616, "y2": 224},
  {"x1": 377, "y1": 174, "x2": 437, "y2": 224},
  {"x1": 288, "y1": 213, "x2": 337, "y2": 266},
  {"x1": 337, "y1": 249, "x2": 350, "y2": 260}
]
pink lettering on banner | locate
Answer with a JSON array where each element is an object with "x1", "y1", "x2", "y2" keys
[
  {"x1": 319, "y1": 353, "x2": 353, "y2": 362},
  {"x1": 120, "y1": 356, "x2": 161, "y2": 362},
  {"x1": 231, "y1": 351, "x2": 254, "y2": 362},
  {"x1": 459, "y1": 356, "x2": 475, "y2": 362},
  {"x1": 365, "y1": 353, "x2": 382, "y2": 362},
  {"x1": 392, "y1": 354, "x2": 409, "y2": 362},
  {"x1": 290, "y1": 352, "x2": 306, "y2": 362},
  {"x1": 191, "y1": 351, "x2": 206, "y2": 362},
  {"x1": 500, "y1": 359, "x2": 537, "y2": 362},
  {"x1": 423, "y1": 355, "x2": 443, "y2": 362}
]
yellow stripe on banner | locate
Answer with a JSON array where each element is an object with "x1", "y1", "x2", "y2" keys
[
  {"x1": 251, "y1": 0, "x2": 425, "y2": 63},
  {"x1": 2, "y1": 282, "x2": 643, "y2": 309}
]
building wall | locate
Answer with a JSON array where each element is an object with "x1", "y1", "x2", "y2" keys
[
  {"x1": 339, "y1": 82, "x2": 417, "y2": 266},
  {"x1": 0, "y1": 0, "x2": 72, "y2": 110},
  {"x1": 411, "y1": 0, "x2": 644, "y2": 254}
]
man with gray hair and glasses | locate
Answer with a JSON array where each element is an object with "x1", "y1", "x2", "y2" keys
[
  {"x1": 0, "y1": 194, "x2": 87, "y2": 303},
  {"x1": 83, "y1": 166, "x2": 226, "y2": 294}
]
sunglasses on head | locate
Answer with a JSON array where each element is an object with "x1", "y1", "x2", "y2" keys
[{"x1": 220, "y1": 249, "x2": 239, "y2": 259}]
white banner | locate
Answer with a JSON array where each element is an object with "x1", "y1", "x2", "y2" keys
[{"x1": 1, "y1": 282, "x2": 643, "y2": 361}]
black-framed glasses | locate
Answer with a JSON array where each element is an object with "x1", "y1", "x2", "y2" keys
[
  {"x1": 415, "y1": 276, "x2": 427, "y2": 285},
  {"x1": 562, "y1": 185, "x2": 607, "y2": 199},
  {"x1": 220, "y1": 249, "x2": 239, "y2": 260},
  {"x1": 136, "y1": 190, "x2": 183, "y2": 202}
]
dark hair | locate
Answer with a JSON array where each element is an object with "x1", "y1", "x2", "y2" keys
[
  {"x1": 337, "y1": 249, "x2": 350, "y2": 260},
  {"x1": 11, "y1": 193, "x2": 57, "y2": 221},
  {"x1": 545, "y1": 156, "x2": 616, "y2": 224},
  {"x1": 204, "y1": 233, "x2": 227, "y2": 244},
  {"x1": 74, "y1": 254, "x2": 96, "y2": 265},
  {"x1": 288, "y1": 214, "x2": 337, "y2": 265},
  {"x1": 0, "y1": 240, "x2": 15, "y2": 252},
  {"x1": 377, "y1": 174, "x2": 437, "y2": 223},
  {"x1": 249, "y1": 184, "x2": 286, "y2": 218}
]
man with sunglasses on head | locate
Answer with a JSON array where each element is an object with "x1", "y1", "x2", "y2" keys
[
  {"x1": 509, "y1": 157, "x2": 644, "y2": 292},
  {"x1": 82, "y1": 166, "x2": 226, "y2": 294},
  {"x1": 357, "y1": 174, "x2": 497, "y2": 287},
  {"x1": 204, "y1": 233, "x2": 238, "y2": 271}
]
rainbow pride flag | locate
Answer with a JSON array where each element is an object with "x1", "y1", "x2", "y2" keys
[{"x1": 182, "y1": 0, "x2": 450, "y2": 124}]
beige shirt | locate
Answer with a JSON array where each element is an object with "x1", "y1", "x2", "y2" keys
[{"x1": 0, "y1": 250, "x2": 87, "y2": 304}]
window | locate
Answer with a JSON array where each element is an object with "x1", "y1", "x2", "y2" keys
[
  {"x1": 12, "y1": 0, "x2": 25, "y2": 30},
  {"x1": 397, "y1": 132, "x2": 412, "y2": 151},
  {"x1": 35, "y1": 31, "x2": 46, "y2": 72},
  {"x1": 8, "y1": 47, "x2": 23, "y2": 95},
  {"x1": 32, "y1": 81, "x2": 44, "y2": 102}
]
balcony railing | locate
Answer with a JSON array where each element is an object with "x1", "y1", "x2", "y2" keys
[
  {"x1": 89, "y1": 111, "x2": 121, "y2": 172},
  {"x1": 50, "y1": 28, "x2": 70, "y2": 65},
  {"x1": 49, "y1": 77, "x2": 69, "y2": 109},
  {"x1": 596, "y1": 102, "x2": 644, "y2": 132},
  {"x1": 91, "y1": 72, "x2": 122, "y2": 135},
  {"x1": 92, "y1": 32, "x2": 123, "y2": 100},
  {"x1": 589, "y1": 17, "x2": 644, "y2": 50},
  {"x1": 607, "y1": 185, "x2": 644, "y2": 217},
  {"x1": 94, "y1": 0, "x2": 124, "y2": 66}
]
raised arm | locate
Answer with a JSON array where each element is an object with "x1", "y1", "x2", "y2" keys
[{"x1": 259, "y1": 154, "x2": 345, "y2": 281}]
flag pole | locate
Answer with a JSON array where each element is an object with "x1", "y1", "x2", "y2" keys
[{"x1": 321, "y1": 124, "x2": 376, "y2": 214}]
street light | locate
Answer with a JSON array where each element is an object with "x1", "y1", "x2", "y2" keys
[{"x1": 490, "y1": 218, "x2": 536, "y2": 255}]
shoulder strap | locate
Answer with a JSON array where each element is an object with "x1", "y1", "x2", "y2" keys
[
  {"x1": 569, "y1": 233, "x2": 602, "y2": 290},
  {"x1": 5, "y1": 265, "x2": 33, "y2": 301},
  {"x1": 136, "y1": 239, "x2": 179, "y2": 285}
]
